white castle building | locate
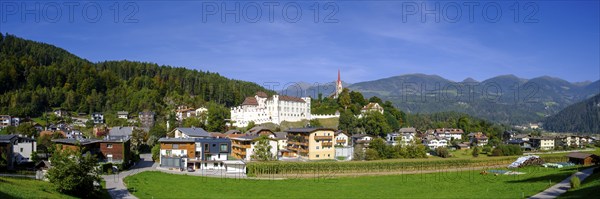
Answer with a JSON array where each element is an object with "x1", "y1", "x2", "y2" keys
[{"x1": 230, "y1": 92, "x2": 312, "y2": 127}]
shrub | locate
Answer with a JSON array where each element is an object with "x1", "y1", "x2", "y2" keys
[
  {"x1": 472, "y1": 146, "x2": 480, "y2": 157},
  {"x1": 570, "y1": 175, "x2": 580, "y2": 189},
  {"x1": 435, "y1": 147, "x2": 450, "y2": 158}
]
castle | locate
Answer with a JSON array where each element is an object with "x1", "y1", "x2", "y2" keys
[{"x1": 230, "y1": 92, "x2": 312, "y2": 127}]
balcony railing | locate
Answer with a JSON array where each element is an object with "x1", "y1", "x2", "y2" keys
[
  {"x1": 314, "y1": 136, "x2": 332, "y2": 140},
  {"x1": 232, "y1": 143, "x2": 250, "y2": 149},
  {"x1": 321, "y1": 142, "x2": 333, "y2": 147},
  {"x1": 288, "y1": 141, "x2": 308, "y2": 146},
  {"x1": 336, "y1": 139, "x2": 346, "y2": 143}
]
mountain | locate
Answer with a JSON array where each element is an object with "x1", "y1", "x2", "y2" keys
[
  {"x1": 0, "y1": 34, "x2": 272, "y2": 117},
  {"x1": 278, "y1": 81, "x2": 351, "y2": 99},
  {"x1": 348, "y1": 74, "x2": 599, "y2": 125},
  {"x1": 543, "y1": 94, "x2": 600, "y2": 133}
]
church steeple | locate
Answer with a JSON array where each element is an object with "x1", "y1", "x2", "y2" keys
[{"x1": 334, "y1": 69, "x2": 343, "y2": 99}]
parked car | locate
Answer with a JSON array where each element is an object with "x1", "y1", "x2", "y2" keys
[{"x1": 187, "y1": 166, "x2": 195, "y2": 172}]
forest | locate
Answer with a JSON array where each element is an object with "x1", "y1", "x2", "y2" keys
[{"x1": 0, "y1": 34, "x2": 272, "y2": 118}]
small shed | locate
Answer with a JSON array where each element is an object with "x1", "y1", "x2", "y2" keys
[{"x1": 566, "y1": 152, "x2": 599, "y2": 166}]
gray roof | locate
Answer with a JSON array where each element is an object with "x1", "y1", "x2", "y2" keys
[
  {"x1": 398, "y1": 127, "x2": 416, "y2": 133},
  {"x1": 0, "y1": 134, "x2": 18, "y2": 143},
  {"x1": 109, "y1": 127, "x2": 134, "y2": 137},
  {"x1": 225, "y1": 130, "x2": 241, "y2": 135},
  {"x1": 274, "y1": 132, "x2": 287, "y2": 139},
  {"x1": 176, "y1": 127, "x2": 210, "y2": 137}
]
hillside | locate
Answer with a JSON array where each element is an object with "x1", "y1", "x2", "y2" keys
[
  {"x1": 0, "y1": 34, "x2": 272, "y2": 117},
  {"x1": 348, "y1": 73, "x2": 599, "y2": 125},
  {"x1": 543, "y1": 94, "x2": 600, "y2": 133}
]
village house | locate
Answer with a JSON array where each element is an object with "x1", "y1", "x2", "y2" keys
[
  {"x1": 530, "y1": 137, "x2": 555, "y2": 151},
  {"x1": 274, "y1": 132, "x2": 288, "y2": 151},
  {"x1": 468, "y1": 132, "x2": 489, "y2": 146},
  {"x1": 117, "y1": 111, "x2": 129, "y2": 119},
  {"x1": 13, "y1": 136, "x2": 37, "y2": 164},
  {"x1": 138, "y1": 111, "x2": 155, "y2": 128},
  {"x1": 361, "y1": 102, "x2": 384, "y2": 114},
  {"x1": 53, "y1": 109, "x2": 69, "y2": 117},
  {"x1": 158, "y1": 137, "x2": 243, "y2": 172},
  {"x1": 387, "y1": 127, "x2": 416, "y2": 146},
  {"x1": 109, "y1": 126, "x2": 134, "y2": 139},
  {"x1": 175, "y1": 106, "x2": 197, "y2": 121},
  {"x1": 230, "y1": 91, "x2": 312, "y2": 127},
  {"x1": 334, "y1": 130, "x2": 350, "y2": 147},
  {"x1": 91, "y1": 112, "x2": 105, "y2": 124},
  {"x1": 230, "y1": 128, "x2": 278, "y2": 161},
  {"x1": 508, "y1": 139, "x2": 533, "y2": 151},
  {"x1": 430, "y1": 128, "x2": 463, "y2": 141},
  {"x1": 351, "y1": 134, "x2": 374, "y2": 146},
  {"x1": 284, "y1": 128, "x2": 335, "y2": 160},
  {"x1": 0, "y1": 115, "x2": 12, "y2": 129},
  {"x1": 423, "y1": 136, "x2": 448, "y2": 150},
  {"x1": 52, "y1": 137, "x2": 131, "y2": 163}
]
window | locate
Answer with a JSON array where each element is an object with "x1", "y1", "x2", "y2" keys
[
  {"x1": 20, "y1": 148, "x2": 23, "y2": 152},
  {"x1": 166, "y1": 150, "x2": 172, "y2": 156},
  {"x1": 220, "y1": 144, "x2": 228, "y2": 152},
  {"x1": 214, "y1": 163, "x2": 218, "y2": 167},
  {"x1": 212, "y1": 144, "x2": 216, "y2": 147},
  {"x1": 220, "y1": 162, "x2": 224, "y2": 167},
  {"x1": 218, "y1": 154, "x2": 221, "y2": 159},
  {"x1": 107, "y1": 154, "x2": 113, "y2": 162},
  {"x1": 328, "y1": 154, "x2": 330, "y2": 157},
  {"x1": 316, "y1": 155, "x2": 320, "y2": 158},
  {"x1": 107, "y1": 144, "x2": 113, "y2": 148},
  {"x1": 204, "y1": 144, "x2": 209, "y2": 152},
  {"x1": 316, "y1": 146, "x2": 319, "y2": 149},
  {"x1": 173, "y1": 144, "x2": 179, "y2": 149}
]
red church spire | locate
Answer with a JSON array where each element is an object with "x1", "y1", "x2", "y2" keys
[{"x1": 337, "y1": 69, "x2": 341, "y2": 83}]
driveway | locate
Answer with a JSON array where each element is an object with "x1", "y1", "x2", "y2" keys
[{"x1": 102, "y1": 153, "x2": 157, "y2": 199}]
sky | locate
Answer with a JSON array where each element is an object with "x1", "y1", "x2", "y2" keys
[{"x1": 1, "y1": 0, "x2": 599, "y2": 88}]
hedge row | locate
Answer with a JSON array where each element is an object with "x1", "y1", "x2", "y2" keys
[{"x1": 247, "y1": 154, "x2": 568, "y2": 176}]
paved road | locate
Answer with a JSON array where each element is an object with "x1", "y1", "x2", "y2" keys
[
  {"x1": 529, "y1": 167, "x2": 596, "y2": 199},
  {"x1": 102, "y1": 153, "x2": 157, "y2": 199}
]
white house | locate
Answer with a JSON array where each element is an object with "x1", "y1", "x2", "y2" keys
[
  {"x1": 117, "y1": 111, "x2": 128, "y2": 119},
  {"x1": 13, "y1": 136, "x2": 37, "y2": 164},
  {"x1": 351, "y1": 134, "x2": 374, "y2": 146},
  {"x1": 91, "y1": 113, "x2": 104, "y2": 124},
  {"x1": 429, "y1": 128, "x2": 463, "y2": 141},
  {"x1": 423, "y1": 137, "x2": 448, "y2": 150},
  {"x1": 230, "y1": 91, "x2": 311, "y2": 127},
  {"x1": 335, "y1": 131, "x2": 350, "y2": 147},
  {"x1": 361, "y1": 102, "x2": 384, "y2": 114},
  {"x1": 230, "y1": 135, "x2": 278, "y2": 161}
]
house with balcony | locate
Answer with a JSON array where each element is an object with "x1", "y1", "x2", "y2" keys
[
  {"x1": 423, "y1": 136, "x2": 448, "y2": 150},
  {"x1": 0, "y1": 134, "x2": 18, "y2": 169},
  {"x1": 468, "y1": 132, "x2": 489, "y2": 146},
  {"x1": 117, "y1": 111, "x2": 129, "y2": 119},
  {"x1": 230, "y1": 135, "x2": 278, "y2": 161},
  {"x1": 351, "y1": 134, "x2": 374, "y2": 146},
  {"x1": 0, "y1": 115, "x2": 12, "y2": 129},
  {"x1": 138, "y1": 111, "x2": 155, "y2": 128},
  {"x1": 91, "y1": 112, "x2": 105, "y2": 124},
  {"x1": 284, "y1": 128, "x2": 335, "y2": 160},
  {"x1": 429, "y1": 128, "x2": 463, "y2": 141},
  {"x1": 158, "y1": 137, "x2": 235, "y2": 171},
  {"x1": 531, "y1": 137, "x2": 555, "y2": 151},
  {"x1": 334, "y1": 130, "x2": 349, "y2": 147},
  {"x1": 52, "y1": 137, "x2": 131, "y2": 163}
]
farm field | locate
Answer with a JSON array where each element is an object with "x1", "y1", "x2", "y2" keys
[{"x1": 125, "y1": 166, "x2": 582, "y2": 199}]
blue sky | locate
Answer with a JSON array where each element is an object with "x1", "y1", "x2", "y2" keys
[{"x1": 1, "y1": 0, "x2": 599, "y2": 87}]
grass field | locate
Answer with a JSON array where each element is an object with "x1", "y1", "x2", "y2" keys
[
  {"x1": 0, "y1": 177, "x2": 112, "y2": 199},
  {"x1": 558, "y1": 168, "x2": 600, "y2": 199},
  {"x1": 0, "y1": 177, "x2": 77, "y2": 199},
  {"x1": 125, "y1": 166, "x2": 583, "y2": 199}
]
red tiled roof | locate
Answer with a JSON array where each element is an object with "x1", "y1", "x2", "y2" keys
[
  {"x1": 242, "y1": 97, "x2": 258, "y2": 105},
  {"x1": 256, "y1": 91, "x2": 268, "y2": 98}
]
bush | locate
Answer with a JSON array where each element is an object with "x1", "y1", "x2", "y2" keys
[
  {"x1": 101, "y1": 163, "x2": 113, "y2": 174},
  {"x1": 482, "y1": 146, "x2": 492, "y2": 154},
  {"x1": 472, "y1": 146, "x2": 480, "y2": 157},
  {"x1": 435, "y1": 147, "x2": 450, "y2": 158},
  {"x1": 570, "y1": 175, "x2": 580, "y2": 189},
  {"x1": 151, "y1": 144, "x2": 160, "y2": 162}
]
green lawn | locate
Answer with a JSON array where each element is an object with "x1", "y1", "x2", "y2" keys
[
  {"x1": 558, "y1": 168, "x2": 600, "y2": 199},
  {"x1": 125, "y1": 166, "x2": 583, "y2": 198},
  {"x1": 0, "y1": 177, "x2": 112, "y2": 199},
  {"x1": 0, "y1": 177, "x2": 77, "y2": 199}
]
